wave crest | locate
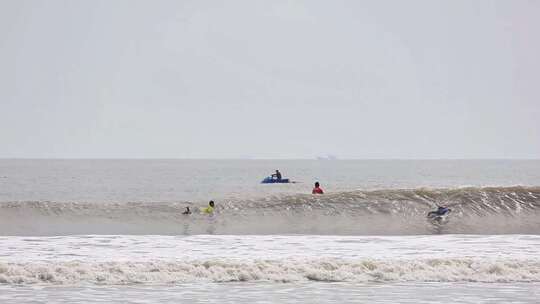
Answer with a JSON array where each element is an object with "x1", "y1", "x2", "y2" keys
[{"x1": 1, "y1": 186, "x2": 540, "y2": 235}]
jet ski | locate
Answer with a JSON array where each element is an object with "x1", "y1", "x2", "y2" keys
[{"x1": 261, "y1": 176, "x2": 290, "y2": 184}]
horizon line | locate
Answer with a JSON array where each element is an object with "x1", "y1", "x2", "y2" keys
[{"x1": 1, "y1": 157, "x2": 539, "y2": 161}]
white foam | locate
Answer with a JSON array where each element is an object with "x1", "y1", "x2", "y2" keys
[
  {"x1": 0, "y1": 259, "x2": 539, "y2": 285},
  {"x1": 1, "y1": 235, "x2": 539, "y2": 286}
]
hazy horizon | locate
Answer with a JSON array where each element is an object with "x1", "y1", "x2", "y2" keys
[
  {"x1": 2, "y1": 157, "x2": 540, "y2": 160},
  {"x1": 1, "y1": 0, "x2": 539, "y2": 159}
]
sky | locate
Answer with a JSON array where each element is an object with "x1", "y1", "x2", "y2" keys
[{"x1": 0, "y1": 0, "x2": 539, "y2": 159}]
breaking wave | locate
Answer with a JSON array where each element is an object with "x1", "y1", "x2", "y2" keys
[
  {"x1": 1, "y1": 258, "x2": 539, "y2": 285},
  {"x1": 1, "y1": 186, "x2": 540, "y2": 235}
]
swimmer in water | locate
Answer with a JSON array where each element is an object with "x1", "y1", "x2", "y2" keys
[
  {"x1": 312, "y1": 182, "x2": 324, "y2": 194},
  {"x1": 182, "y1": 207, "x2": 192, "y2": 215},
  {"x1": 202, "y1": 200, "x2": 215, "y2": 214}
]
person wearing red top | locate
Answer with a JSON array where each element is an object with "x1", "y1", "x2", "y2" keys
[{"x1": 312, "y1": 182, "x2": 324, "y2": 194}]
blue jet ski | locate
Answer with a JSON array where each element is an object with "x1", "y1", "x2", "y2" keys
[{"x1": 261, "y1": 176, "x2": 290, "y2": 184}]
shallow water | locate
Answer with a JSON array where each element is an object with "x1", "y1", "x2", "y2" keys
[{"x1": 1, "y1": 282, "x2": 540, "y2": 304}]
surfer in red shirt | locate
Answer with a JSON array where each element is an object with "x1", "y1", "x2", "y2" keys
[{"x1": 312, "y1": 182, "x2": 324, "y2": 194}]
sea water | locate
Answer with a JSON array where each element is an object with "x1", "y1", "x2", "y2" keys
[{"x1": 1, "y1": 159, "x2": 539, "y2": 303}]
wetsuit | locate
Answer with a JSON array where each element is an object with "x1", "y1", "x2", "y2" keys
[
  {"x1": 428, "y1": 207, "x2": 450, "y2": 217},
  {"x1": 202, "y1": 206, "x2": 214, "y2": 214},
  {"x1": 312, "y1": 187, "x2": 324, "y2": 194},
  {"x1": 436, "y1": 207, "x2": 449, "y2": 215}
]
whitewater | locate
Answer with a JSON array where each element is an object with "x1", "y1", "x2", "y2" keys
[
  {"x1": 1, "y1": 235, "x2": 540, "y2": 285},
  {"x1": 1, "y1": 159, "x2": 540, "y2": 303}
]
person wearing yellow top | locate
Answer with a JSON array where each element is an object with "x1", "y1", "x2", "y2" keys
[{"x1": 202, "y1": 200, "x2": 215, "y2": 214}]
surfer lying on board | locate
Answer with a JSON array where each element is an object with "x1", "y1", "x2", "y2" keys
[{"x1": 427, "y1": 206, "x2": 451, "y2": 217}]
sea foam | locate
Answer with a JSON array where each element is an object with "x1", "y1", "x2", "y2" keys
[{"x1": 0, "y1": 258, "x2": 539, "y2": 285}]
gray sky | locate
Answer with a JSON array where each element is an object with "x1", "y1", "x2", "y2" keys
[{"x1": 1, "y1": 0, "x2": 539, "y2": 159}]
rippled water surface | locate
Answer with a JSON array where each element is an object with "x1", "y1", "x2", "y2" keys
[
  {"x1": 2, "y1": 282, "x2": 540, "y2": 304},
  {"x1": 1, "y1": 160, "x2": 540, "y2": 303}
]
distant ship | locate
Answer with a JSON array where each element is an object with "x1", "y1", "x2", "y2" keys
[{"x1": 316, "y1": 155, "x2": 338, "y2": 160}]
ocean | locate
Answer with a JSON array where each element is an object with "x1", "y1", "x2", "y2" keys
[{"x1": 1, "y1": 159, "x2": 539, "y2": 303}]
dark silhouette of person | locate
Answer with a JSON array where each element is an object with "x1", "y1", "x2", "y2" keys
[{"x1": 272, "y1": 170, "x2": 282, "y2": 180}]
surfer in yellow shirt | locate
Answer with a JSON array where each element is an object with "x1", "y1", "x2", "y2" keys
[{"x1": 202, "y1": 200, "x2": 215, "y2": 214}]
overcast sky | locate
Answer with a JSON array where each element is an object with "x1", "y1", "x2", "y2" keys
[{"x1": 1, "y1": 0, "x2": 539, "y2": 159}]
